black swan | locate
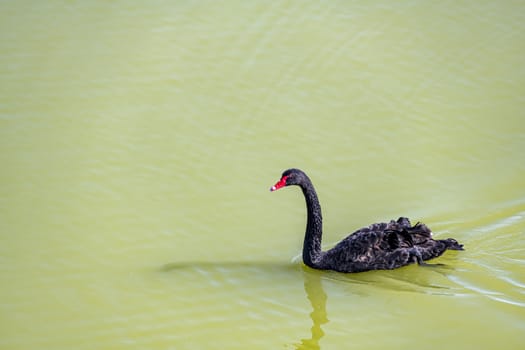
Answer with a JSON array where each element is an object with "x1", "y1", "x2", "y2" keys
[{"x1": 270, "y1": 168, "x2": 463, "y2": 273}]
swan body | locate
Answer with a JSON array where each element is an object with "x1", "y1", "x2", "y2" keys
[{"x1": 270, "y1": 168, "x2": 463, "y2": 273}]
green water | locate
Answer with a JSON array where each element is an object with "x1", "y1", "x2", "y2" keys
[{"x1": 1, "y1": 1, "x2": 524, "y2": 349}]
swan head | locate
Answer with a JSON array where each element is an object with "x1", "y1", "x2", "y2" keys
[{"x1": 270, "y1": 168, "x2": 307, "y2": 191}]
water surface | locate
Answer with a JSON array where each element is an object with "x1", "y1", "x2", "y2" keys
[{"x1": 1, "y1": 1, "x2": 524, "y2": 349}]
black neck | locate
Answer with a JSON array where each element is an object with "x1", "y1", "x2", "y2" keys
[{"x1": 300, "y1": 180, "x2": 324, "y2": 268}]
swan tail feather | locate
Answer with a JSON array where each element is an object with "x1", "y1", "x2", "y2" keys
[{"x1": 442, "y1": 238, "x2": 464, "y2": 250}]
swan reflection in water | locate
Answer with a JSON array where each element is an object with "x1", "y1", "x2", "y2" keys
[{"x1": 294, "y1": 268, "x2": 328, "y2": 350}]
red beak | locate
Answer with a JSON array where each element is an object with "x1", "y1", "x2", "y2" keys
[{"x1": 270, "y1": 175, "x2": 288, "y2": 192}]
